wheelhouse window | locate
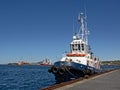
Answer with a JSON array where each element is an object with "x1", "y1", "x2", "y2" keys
[
  {"x1": 71, "y1": 44, "x2": 81, "y2": 51},
  {"x1": 81, "y1": 43, "x2": 84, "y2": 51},
  {"x1": 72, "y1": 44, "x2": 74, "y2": 50},
  {"x1": 78, "y1": 44, "x2": 80, "y2": 50}
]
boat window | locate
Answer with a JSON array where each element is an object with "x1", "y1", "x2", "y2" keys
[
  {"x1": 78, "y1": 44, "x2": 80, "y2": 50},
  {"x1": 81, "y1": 44, "x2": 84, "y2": 51},
  {"x1": 71, "y1": 44, "x2": 81, "y2": 51},
  {"x1": 94, "y1": 58, "x2": 96, "y2": 60},
  {"x1": 75, "y1": 44, "x2": 77, "y2": 50},
  {"x1": 72, "y1": 44, "x2": 74, "y2": 50}
]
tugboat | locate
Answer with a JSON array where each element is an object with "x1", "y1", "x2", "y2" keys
[{"x1": 48, "y1": 12, "x2": 101, "y2": 82}]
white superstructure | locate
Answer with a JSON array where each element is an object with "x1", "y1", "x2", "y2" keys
[{"x1": 60, "y1": 13, "x2": 100, "y2": 69}]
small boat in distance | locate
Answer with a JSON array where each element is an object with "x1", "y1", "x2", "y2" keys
[
  {"x1": 39, "y1": 58, "x2": 52, "y2": 66},
  {"x1": 48, "y1": 12, "x2": 101, "y2": 82},
  {"x1": 18, "y1": 61, "x2": 29, "y2": 66}
]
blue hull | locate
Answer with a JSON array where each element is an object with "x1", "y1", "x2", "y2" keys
[{"x1": 48, "y1": 61, "x2": 100, "y2": 83}]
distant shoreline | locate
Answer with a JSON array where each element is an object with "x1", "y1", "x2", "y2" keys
[
  {"x1": 0, "y1": 60, "x2": 120, "y2": 66},
  {"x1": 101, "y1": 60, "x2": 120, "y2": 65}
]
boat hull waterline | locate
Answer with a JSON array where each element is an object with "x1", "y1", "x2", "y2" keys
[{"x1": 48, "y1": 61, "x2": 100, "y2": 83}]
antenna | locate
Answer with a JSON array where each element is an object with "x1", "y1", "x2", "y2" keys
[
  {"x1": 78, "y1": 13, "x2": 81, "y2": 35},
  {"x1": 84, "y1": 5, "x2": 87, "y2": 20},
  {"x1": 84, "y1": 5, "x2": 89, "y2": 44},
  {"x1": 73, "y1": 19, "x2": 75, "y2": 36},
  {"x1": 80, "y1": 12, "x2": 85, "y2": 41},
  {"x1": 78, "y1": 13, "x2": 81, "y2": 22}
]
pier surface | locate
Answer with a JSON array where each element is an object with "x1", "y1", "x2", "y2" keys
[{"x1": 55, "y1": 69, "x2": 120, "y2": 90}]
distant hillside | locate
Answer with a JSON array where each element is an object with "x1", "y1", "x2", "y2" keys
[{"x1": 101, "y1": 60, "x2": 120, "y2": 65}]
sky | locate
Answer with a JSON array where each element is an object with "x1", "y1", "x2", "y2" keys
[{"x1": 0, "y1": 0, "x2": 120, "y2": 64}]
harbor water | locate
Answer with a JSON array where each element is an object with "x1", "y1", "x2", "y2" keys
[
  {"x1": 0, "y1": 65, "x2": 119, "y2": 90},
  {"x1": 0, "y1": 65, "x2": 55, "y2": 90}
]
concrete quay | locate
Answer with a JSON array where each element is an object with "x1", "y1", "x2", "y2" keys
[{"x1": 55, "y1": 69, "x2": 120, "y2": 90}]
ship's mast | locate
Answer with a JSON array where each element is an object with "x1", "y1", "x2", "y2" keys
[{"x1": 78, "y1": 12, "x2": 89, "y2": 44}]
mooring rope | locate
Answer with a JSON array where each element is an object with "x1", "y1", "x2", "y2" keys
[{"x1": 63, "y1": 65, "x2": 78, "y2": 78}]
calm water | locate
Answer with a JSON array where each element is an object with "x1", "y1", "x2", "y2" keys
[
  {"x1": 0, "y1": 65, "x2": 55, "y2": 90},
  {"x1": 0, "y1": 65, "x2": 120, "y2": 90}
]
